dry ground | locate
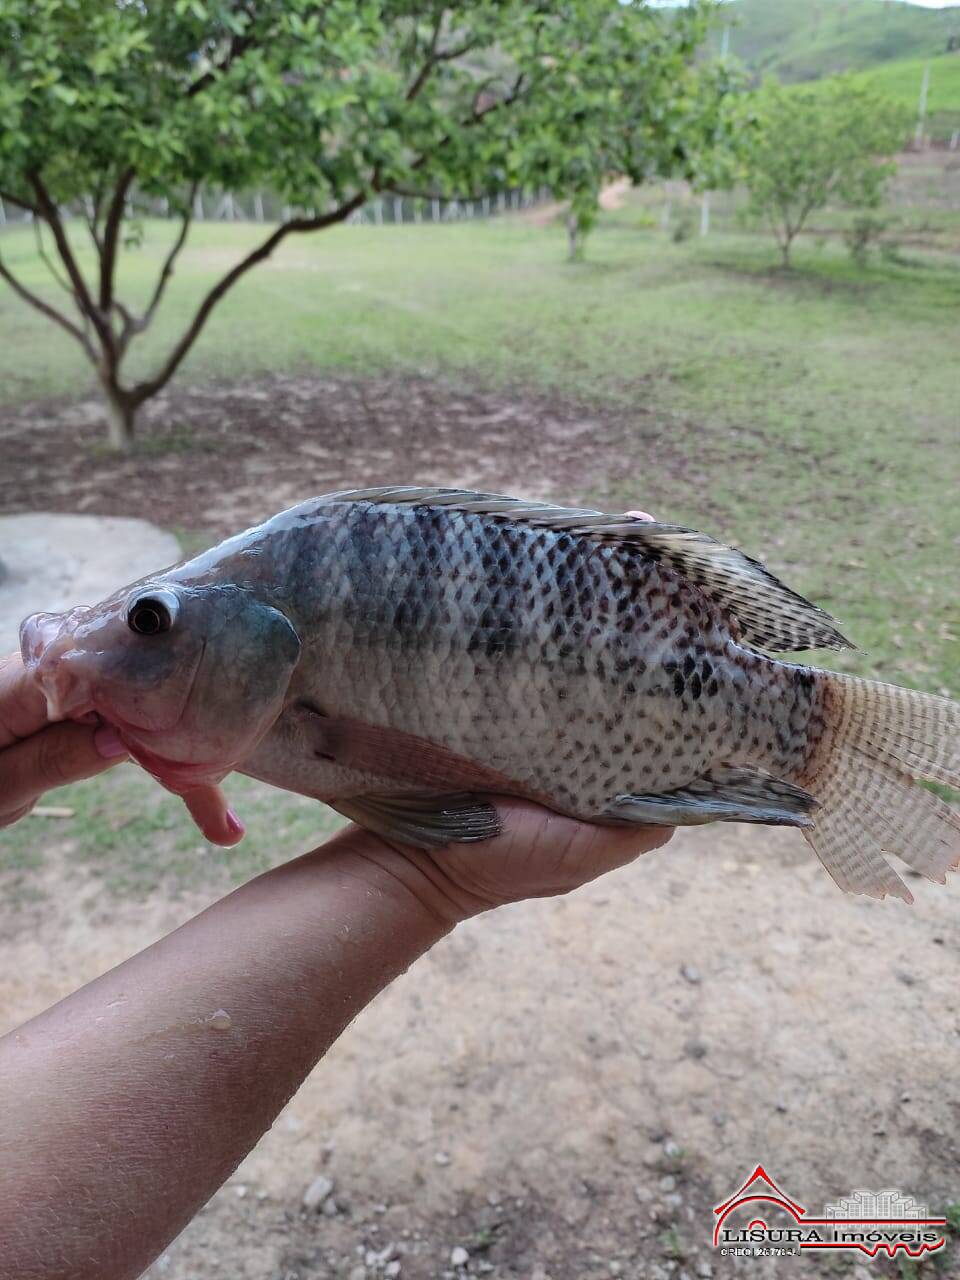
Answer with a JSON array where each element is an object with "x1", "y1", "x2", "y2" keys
[{"x1": 2, "y1": 375, "x2": 959, "y2": 1280}]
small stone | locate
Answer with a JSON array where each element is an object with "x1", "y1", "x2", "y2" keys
[
  {"x1": 477, "y1": 1265, "x2": 495, "y2": 1275},
  {"x1": 234, "y1": 1184, "x2": 248, "y2": 1198},
  {"x1": 450, "y1": 1245, "x2": 469, "y2": 1267},
  {"x1": 696, "y1": 1263, "x2": 713, "y2": 1279},
  {"x1": 659, "y1": 1175, "x2": 677, "y2": 1192},
  {"x1": 486, "y1": 1191, "x2": 500, "y2": 1206},
  {"x1": 680, "y1": 965, "x2": 701, "y2": 984},
  {"x1": 349, "y1": 1269, "x2": 367, "y2": 1280},
  {"x1": 665, "y1": 1193, "x2": 683, "y2": 1209},
  {"x1": 900, "y1": 1092, "x2": 911, "y2": 1103},
  {"x1": 322, "y1": 1196, "x2": 339, "y2": 1217},
  {"x1": 683, "y1": 1039, "x2": 707, "y2": 1060},
  {"x1": 609, "y1": 1262, "x2": 622, "y2": 1275},
  {"x1": 663, "y1": 1140, "x2": 681, "y2": 1159},
  {"x1": 774, "y1": 1099, "x2": 788, "y2": 1114},
  {"x1": 712, "y1": 1114, "x2": 726, "y2": 1128},
  {"x1": 385, "y1": 1264, "x2": 401, "y2": 1279},
  {"x1": 302, "y1": 1173, "x2": 335, "y2": 1211},
  {"x1": 434, "y1": 1151, "x2": 451, "y2": 1166}
]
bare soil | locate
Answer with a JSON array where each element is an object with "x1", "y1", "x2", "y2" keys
[
  {"x1": 2, "y1": 375, "x2": 959, "y2": 1280},
  {"x1": 0, "y1": 372, "x2": 679, "y2": 546}
]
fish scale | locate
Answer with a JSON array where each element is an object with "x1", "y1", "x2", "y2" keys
[
  {"x1": 276, "y1": 501, "x2": 820, "y2": 816},
  {"x1": 20, "y1": 486, "x2": 960, "y2": 904}
]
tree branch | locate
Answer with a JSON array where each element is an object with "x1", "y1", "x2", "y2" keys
[
  {"x1": 0, "y1": 253, "x2": 96, "y2": 360},
  {"x1": 27, "y1": 176, "x2": 97, "y2": 313},
  {"x1": 131, "y1": 192, "x2": 366, "y2": 404},
  {"x1": 405, "y1": 9, "x2": 445, "y2": 102},
  {"x1": 32, "y1": 220, "x2": 80, "y2": 307},
  {"x1": 0, "y1": 189, "x2": 38, "y2": 215},
  {"x1": 140, "y1": 184, "x2": 198, "y2": 330},
  {"x1": 186, "y1": 26, "x2": 257, "y2": 98},
  {"x1": 99, "y1": 167, "x2": 135, "y2": 310}
]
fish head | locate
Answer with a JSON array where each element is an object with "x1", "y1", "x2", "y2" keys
[{"x1": 20, "y1": 577, "x2": 301, "y2": 791}]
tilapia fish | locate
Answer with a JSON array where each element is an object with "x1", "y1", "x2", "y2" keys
[{"x1": 19, "y1": 487, "x2": 960, "y2": 903}]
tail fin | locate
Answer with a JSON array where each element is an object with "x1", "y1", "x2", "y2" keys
[{"x1": 801, "y1": 674, "x2": 960, "y2": 903}]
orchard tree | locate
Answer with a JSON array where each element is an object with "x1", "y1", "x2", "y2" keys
[
  {"x1": 558, "y1": 51, "x2": 746, "y2": 261},
  {"x1": 0, "y1": 0, "x2": 723, "y2": 448},
  {"x1": 743, "y1": 78, "x2": 907, "y2": 268}
]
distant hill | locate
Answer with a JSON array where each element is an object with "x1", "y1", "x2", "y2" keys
[
  {"x1": 716, "y1": 0, "x2": 960, "y2": 81},
  {"x1": 712, "y1": 0, "x2": 960, "y2": 140}
]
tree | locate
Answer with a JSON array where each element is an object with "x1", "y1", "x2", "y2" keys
[
  {"x1": 0, "y1": 0, "x2": 722, "y2": 448},
  {"x1": 558, "y1": 48, "x2": 746, "y2": 261},
  {"x1": 742, "y1": 78, "x2": 908, "y2": 268}
]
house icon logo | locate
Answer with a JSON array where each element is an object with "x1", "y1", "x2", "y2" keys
[{"x1": 712, "y1": 1165, "x2": 947, "y2": 1259}]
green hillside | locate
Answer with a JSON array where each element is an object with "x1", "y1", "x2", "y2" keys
[
  {"x1": 716, "y1": 0, "x2": 960, "y2": 79},
  {"x1": 863, "y1": 51, "x2": 960, "y2": 137}
]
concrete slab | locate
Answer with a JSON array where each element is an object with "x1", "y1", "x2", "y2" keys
[{"x1": 0, "y1": 513, "x2": 181, "y2": 655}]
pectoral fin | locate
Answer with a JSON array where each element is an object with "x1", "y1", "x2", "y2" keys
[
  {"x1": 331, "y1": 792, "x2": 501, "y2": 848},
  {"x1": 603, "y1": 765, "x2": 817, "y2": 828}
]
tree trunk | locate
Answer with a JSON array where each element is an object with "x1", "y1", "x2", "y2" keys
[
  {"x1": 567, "y1": 212, "x2": 581, "y2": 262},
  {"x1": 102, "y1": 385, "x2": 137, "y2": 450},
  {"x1": 780, "y1": 236, "x2": 792, "y2": 268}
]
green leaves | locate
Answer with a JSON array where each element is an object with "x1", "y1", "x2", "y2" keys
[
  {"x1": 0, "y1": 0, "x2": 730, "y2": 214},
  {"x1": 742, "y1": 77, "x2": 910, "y2": 264}
]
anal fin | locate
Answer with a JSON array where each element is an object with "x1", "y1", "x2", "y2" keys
[
  {"x1": 603, "y1": 765, "x2": 817, "y2": 828},
  {"x1": 331, "y1": 792, "x2": 501, "y2": 849}
]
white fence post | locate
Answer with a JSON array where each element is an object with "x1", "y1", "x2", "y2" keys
[
  {"x1": 254, "y1": 193, "x2": 264, "y2": 222},
  {"x1": 915, "y1": 63, "x2": 930, "y2": 149}
]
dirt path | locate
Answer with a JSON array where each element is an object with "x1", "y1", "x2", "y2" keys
[
  {"x1": 2, "y1": 374, "x2": 958, "y2": 1278},
  {"x1": 3, "y1": 822, "x2": 959, "y2": 1280}
]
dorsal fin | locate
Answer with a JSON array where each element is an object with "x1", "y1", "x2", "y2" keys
[{"x1": 311, "y1": 487, "x2": 852, "y2": 653}]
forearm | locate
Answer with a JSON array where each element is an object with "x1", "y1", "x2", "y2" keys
[{"x1": 0, "y1": 830, "x2": 456, "y2": 1280}]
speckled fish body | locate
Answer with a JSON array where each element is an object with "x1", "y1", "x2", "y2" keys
[
  {"x1": 241, "y1": 498, "x2": 822, "y2": 819},
  {"x1": 20, "y1": 488, "x2": 960, "y2": 903}
]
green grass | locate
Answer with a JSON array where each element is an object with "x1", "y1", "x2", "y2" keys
[
  {"x1": 1, "y1": 207, "x2": 958, "y2": 893},
  {"x1": 0, "y1": 767, "x2": 345, "y2": 903},
  {"x1": 862, "y1": 52, "x2": 960, "y2": 140}
]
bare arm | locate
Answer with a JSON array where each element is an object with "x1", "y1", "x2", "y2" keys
[{"x1": 0, "y1": 805, "x2": 670, "y2": 1280}]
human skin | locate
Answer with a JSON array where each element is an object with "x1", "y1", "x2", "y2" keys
[{"x1": 0, "y1": 654, "x2": 671, "y2": 1280}]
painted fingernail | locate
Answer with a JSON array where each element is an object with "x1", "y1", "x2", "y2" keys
[
  {"x1": 225, "y1": 808, "x2": 245, "y2": 839},
  {"x1": 94, "y1": 725, "x2": 127, "y2": 759}
]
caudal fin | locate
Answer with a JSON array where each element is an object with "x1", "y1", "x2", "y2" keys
[{"x1": 801, "y1": 674, "x2": 960, "y2": 903}]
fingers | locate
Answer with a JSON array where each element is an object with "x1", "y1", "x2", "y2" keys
[
  {"x1": 0, "y1": 720, "x2": 128, "y2": 827},
  {"x1": 0, "y1": 651, "x2": 54, "y2": 748},
  {"x1": 179, "y1": 785, "x2": 245, "y2": 847}
]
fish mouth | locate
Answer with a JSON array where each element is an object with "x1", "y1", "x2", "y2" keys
[{"x1": 116, "y1": 737, "x2": 230, "y2": 793}]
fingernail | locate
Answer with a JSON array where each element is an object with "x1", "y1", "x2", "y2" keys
[
  {"x1": 94, "y1": 725, "x2": 127, "y2": 759},
  {"x1": 225, "y1": 808, "x2": 245, "y2": 839}
]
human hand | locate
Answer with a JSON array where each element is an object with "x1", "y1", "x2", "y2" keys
[
  {"x1": 356, "y1": 798, "x2": 672, "y2": 924},
  {"x1": 0, "y1": 652, "x2": 243, "y2": 844}
]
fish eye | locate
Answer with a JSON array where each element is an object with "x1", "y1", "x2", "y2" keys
[{"x1": 126, "y1": 591, "x2": 178, "y2": 637}]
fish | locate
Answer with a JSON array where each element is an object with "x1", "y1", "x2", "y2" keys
[{"x1": 19, "y1": 486, "x2": 960, "y2": 904}]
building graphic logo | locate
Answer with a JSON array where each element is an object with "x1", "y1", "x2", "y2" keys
[{"x1": 712, "y1": 1165, "x2": 947, "y2": 1259}]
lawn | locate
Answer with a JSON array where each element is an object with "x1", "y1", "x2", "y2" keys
[{"x1": 1, "y1": 203, "x2": 958, "y2": 891}]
